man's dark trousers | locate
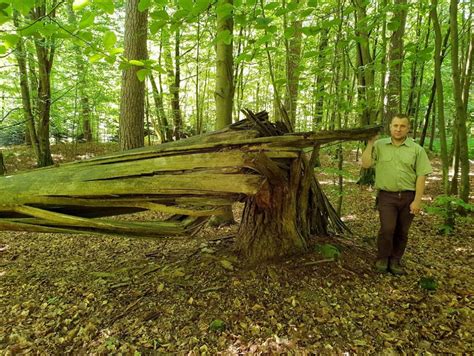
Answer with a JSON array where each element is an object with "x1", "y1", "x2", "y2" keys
[{"x1": 377, "y1": 190, "x2": 415, "y2": 261}]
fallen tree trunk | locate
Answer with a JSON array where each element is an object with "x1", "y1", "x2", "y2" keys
[{"x1": 0, "y1": 110, "x2": 380, "y2": 262}]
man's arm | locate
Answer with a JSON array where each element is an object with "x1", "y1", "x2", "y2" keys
[
  {"x1": 361, "y1": 136, "x2": 377, "y2": 168},
  {"x1": 410, "y1": 175, "x2": 426, "y2": 215}
]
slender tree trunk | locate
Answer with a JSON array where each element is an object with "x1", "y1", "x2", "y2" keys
[
  {"x1": 353, "y1": 0, "x2": 376, "y2": 127},
  {"x1": 119, "y1": 0, "x2": 148, "y2": 150},
  {"x1": 413, "y1": 18, "x2": 431, "y2": 138},
  {"x1": 313, "y1": 28, "x2": 329, "y2": 127},
  {"x1": 449, "y1": 0, "x2": 471, "y2": 203},
  {"x1": 431, "y1": 0, "x2": 449, "y2": 195},
  {"x1": 215, "y1": 0, "x2": 234, "y2": 129},
  {"x1": 149, "y1": 73, "x2": 172, "y2": 142},
  {"x1": 283, "y1": 0, "x2": 302, "y2": 127},
  {"x1": 13, "y1": 11, "x2": 41, "y2": 166},
  {"x1": 384, "y1": 0, "x2": 407, "y2": 126},
  {"x1": 419, "y1": 27, "x2": 450, "y2": 147},
  {"x1": 172, "y1": 29, "x2": 183, "y2": 139},
  {"x1": 32, "y1": 4, "x2": 55, "y2": 167},
  {"x1": 0, "y1": 151, "x2": 5, "y2": 176}
]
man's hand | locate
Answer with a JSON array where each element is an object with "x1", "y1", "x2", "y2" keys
[
  {"x1": 367, "y1": 134, "x2": 379, "y2": 145},
  {"x1": 410, "y1": 200, "x2": 422, "y2": 215}
]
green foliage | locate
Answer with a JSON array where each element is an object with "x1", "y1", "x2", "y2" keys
[
  {"x1": 427, "y1": 195, "x2": 474, "y2": 235},
  {"x1": 209, "y1": 319, "x2": 226, "y2": 332},
  {"x1": 419, "y1": 277, "x2": 438, "y2": 291},
  {"x1": 315, "y1": 244, "x2": 341, "y2": 260}
]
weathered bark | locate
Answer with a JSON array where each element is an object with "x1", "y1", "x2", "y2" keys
[
  {"x1": 0, "y1": 151, "x2": 5, "y2": 175},
  {"x1": 119, "y1": 0, "x2": 148, "y2": 150},
  {"x1": 283, "y1": 0, "x2": 303, "y2": 127},
  {"x1": 419, "y1": 27, "x2": 450, "y2": 147},
  {"x1": 313, "y1": 28, "x2": 329, "y2": 127},
  {"x1": 149, "y1": 73, "x2": 172, "y2": 142},
  {"x1": 13, "y1": 11, "x2": 41, "y2": 165},
  {"x1": 431, "y1": 0, "x2": 449, "y2": 195},
  {"x1": 449, "y1": 0, "x2": 470, "y2": 202},
  {"x1": 353, "y1": 0, "x2": 376, "y2": 127},
  {"x1": 32, "y1": 4, "x2": 55, "y2": 167},
  {"x1": 383, "y1": 0, "x2": 407, "y2": 127}
]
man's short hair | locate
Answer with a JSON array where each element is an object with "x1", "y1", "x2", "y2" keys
[{"x1": 391, "y1": 114, "x2": 411, "y2": 125}]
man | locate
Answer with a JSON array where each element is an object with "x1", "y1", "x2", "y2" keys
[{"x1": 361, "y1": 114, "x2": 432, "y2": 275}]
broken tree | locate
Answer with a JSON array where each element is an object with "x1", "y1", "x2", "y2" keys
[{"x1": 0, "y1": 111, "x2": 380, "y2": 262}]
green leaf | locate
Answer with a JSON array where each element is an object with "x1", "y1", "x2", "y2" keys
[
  {"x1": 138, "y1": 0, "x2": 151, "y2": 12},
  {"x1": 264, "y1": 2, "x2": 280, "y2": 10},
  {"x1": 387, "y1": 20, "x2": 400, "y2": 32},
  {"x1": 12, "y1": 0, "x2": 35, "y2": 15},
  {"x1": 287, "y1": 0, "x2": 299, "y2": 11},
  {"x1": 215, "y1": 29, "x2": 232, "y2": 45},
  {"x1": 303, "y1": 50, "x2": 318, "y2": 58},
  {"x1": 150, "y1": 9, "x2": 169, "y2": 21},
  {"x1": 136, "y1": 68, "x2": 151, "y2": 81},
  {"x1": 129, "y1": 59, "x2": 145, "y2": 66},
  {"x1": 72, "y1": 0, "x2": 90, "y2": 11},
  {"x1": 209, "y1": 319, "x2": 226, "y2": 332},
  {"x1": 316, "y1": 244, "x2": 341, "y2": 260},
  {"x1": 79, "y1": 12, "x2": 95, "y2": 28},
  {"x1": 284, "y1": 27, "x2": 295, "y2": 39},
  {"x1": 0, "y1": 45, "x2": 6, "y2": 54},
  {"x1": 255, "y1": 17, "x2": 272, "y2": 29},
  {"x1": 18, "y1": 21, "x2": 42, "y2": 37},
  {"x1": 105, "y1": 55, "x2": 116, "y2": 64},
  {"x1": 95, "y1": 0, "x2": 115, "y2": 14},
  {"x1": 178, "y1": 0, "x2": 193, "y2": 11},
  {"x1": 219, "y1": 259, "x2": 234, "y2": 271},
  {"x1": 2, "y1": 34, "x2": 19, "y2": 48},
  {"x1": 216, "y1": 2, "x2": 233, "y2": 19},
  {"x1": 419, "y1": 277, "x2": 438, "y2": 291},
  {"x1": 103, "y1": 31, "x2": 117, "y2": 50},
  {"x1": 89, "y1": 53, "x2": 103, "y2": 63},
  {"x1": 194, "y1": 0, "x2": 210, "y2": 13},
  {"x1": 109, "y1": 47, "x2": 124, "y2": 55},
  {"x1": 150, "y1": 20, "x2": 167, "y2": 34},
  {"x1": 39, "y1": 23, "x2": 58, "y2": 37}
]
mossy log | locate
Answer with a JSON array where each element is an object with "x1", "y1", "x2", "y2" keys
[{"x1": 0, "y1": 110, "x2": 380, "y2": 261}]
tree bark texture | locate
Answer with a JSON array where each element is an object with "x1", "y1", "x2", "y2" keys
[
  {"x1": 32, "y1": 4, "x2": 54, "y2": 167},
  {"x1": 215, "y1": 0, "x2": 234, "y2": 129},
  {"x1": 384, "y1": 0, "x2": 408, "y2": 128},
  {"x1": 119, "y1": 0, "x2": 148, "y2": 150}
]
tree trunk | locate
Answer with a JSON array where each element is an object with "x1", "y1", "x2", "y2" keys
[
  {"x1": 431, "y1": 0, "x2": 449, "y2": 195},
  {"x1": 32, "y1": 4, "x2": 55, "y2": 167},
  {"x1": 283, "y1": 0, "x2": 302, "y2": 127},
  {"x1": 449, "y1": 0, "x2": 471, "y2": 203},
  {"x1": 149, "y1": 73, "x2": 172, "y2": 142},
  {"x1": 212, "y1": 0, "x2": 235, "y2": 225},
  {"x1": 215, "y1": 0, "x2": 234, "y2": 129},
  {"x1": 119, "y1": 0, "x2": 148, "y2": 150},
  {"x1": 0, "y1": 151, "x2": 5, "y2": 176},
  {"x1": 313, "y1": 28, "x2": 329, "y2": 128},
  {"x1": 13, "y1": 11, "x2": 41, "y2": 166},
  {"x1": 384, "y1": 0, "x2": 407, "y2": 127}
]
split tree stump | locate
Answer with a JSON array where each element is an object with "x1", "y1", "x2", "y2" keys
[{"x1": 0, "y1": 111, "x2": 380, "y2": 262}]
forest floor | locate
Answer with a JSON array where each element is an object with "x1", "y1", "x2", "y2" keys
[{"x1": 0, "y1": 143, "x2": 472, "y2": 354}]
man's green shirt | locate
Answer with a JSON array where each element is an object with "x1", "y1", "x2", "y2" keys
[{"x1": 373, "y1": 137, "x2": 432, "y2": 192}]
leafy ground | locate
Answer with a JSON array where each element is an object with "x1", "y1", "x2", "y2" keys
[{"x1": 0, "y1": 143, "x2": 472, "y2": 354}]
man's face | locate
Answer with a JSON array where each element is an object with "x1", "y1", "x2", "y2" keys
[{"x1": 390, "y1": 117, "x2": 410, "y2": 141}]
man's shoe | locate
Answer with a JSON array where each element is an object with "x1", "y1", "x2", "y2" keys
[
  {"x1": 389, "y1": 260, "x2": 406, "y2": 275},
  {"x1": 375, "y1": 258, "x2": 388, "y2": 273}
]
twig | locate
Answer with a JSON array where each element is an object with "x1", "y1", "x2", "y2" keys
[{"x1": 302, "y1": 258, "x2": 335, "y2": 266}]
